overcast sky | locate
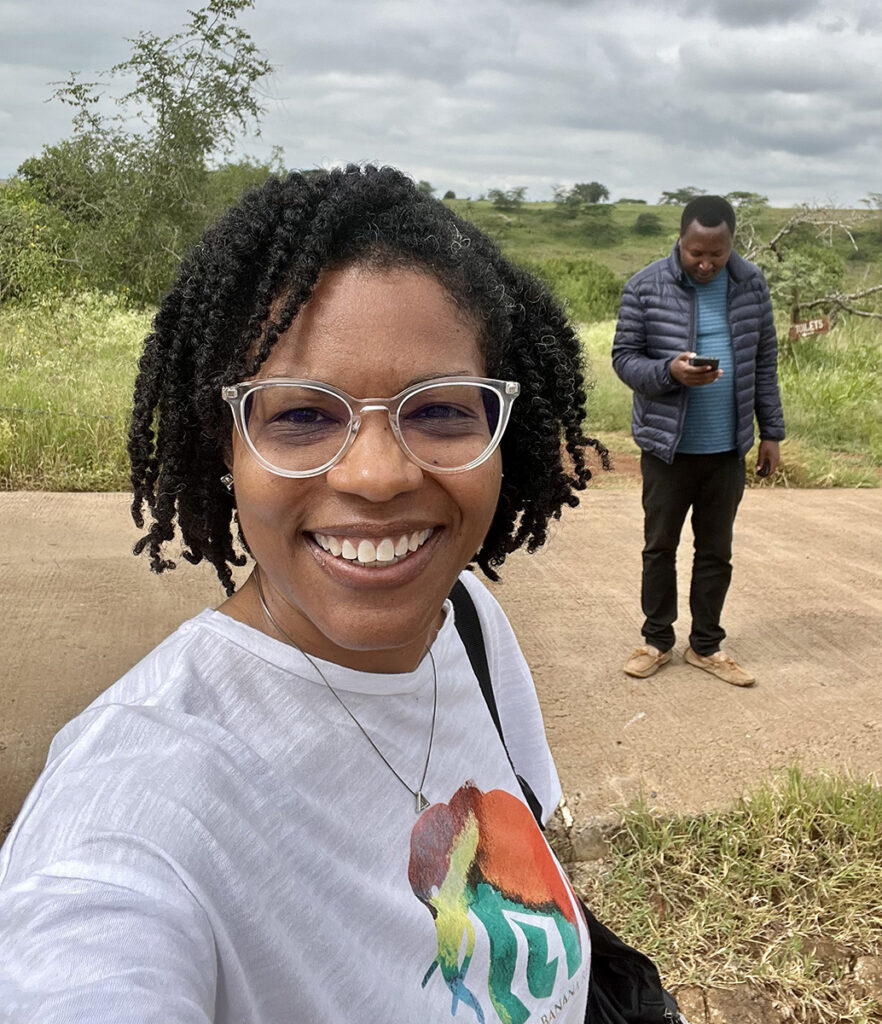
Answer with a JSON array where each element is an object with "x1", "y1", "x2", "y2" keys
[{"x1": 1, "y1": 0, "x2": 879, "y2": 206}]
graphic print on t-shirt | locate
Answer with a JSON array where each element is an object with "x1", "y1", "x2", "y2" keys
[{"x1": 408, "y1": 782, "x2": 585, "y2": 1024}]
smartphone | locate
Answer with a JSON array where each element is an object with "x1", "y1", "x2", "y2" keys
[
  {"x1": 688, "y1": 356, "x2": 719, "y2": 370},
  {"x1": 757, "y1": 461, "x2": 771, "y2": 478}
]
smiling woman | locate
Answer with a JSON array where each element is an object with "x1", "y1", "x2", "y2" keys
[{"x1": 0, "y1": 165, "x2": 611, "y2": 1024}]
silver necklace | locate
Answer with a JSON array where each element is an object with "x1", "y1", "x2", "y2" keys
[{"x1": 253, "y1": 569, "x2": 438, "y2": 814}]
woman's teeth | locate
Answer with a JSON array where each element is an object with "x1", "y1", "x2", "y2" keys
[{"x1": 314, "y1": 529, "x2": 433, "y2": 566}]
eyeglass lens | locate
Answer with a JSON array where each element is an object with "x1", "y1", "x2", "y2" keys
[{"x1": 243, "y1": 382, "x2": 502, "y2": 473}]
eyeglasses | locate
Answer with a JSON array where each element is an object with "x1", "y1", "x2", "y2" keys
[{"x1": 221, "y1": 376, "x2": 520, "y2": 477}]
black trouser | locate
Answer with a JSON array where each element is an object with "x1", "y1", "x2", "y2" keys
[{"x1": 640, "y1": 450, "x2": 745, "y2": 656}]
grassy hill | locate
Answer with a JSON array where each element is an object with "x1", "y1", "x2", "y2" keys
[{"x1": 444, "y1": 198, "x2": 882, "y2": 317}]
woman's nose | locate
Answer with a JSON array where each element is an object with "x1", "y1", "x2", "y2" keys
[{"x1": 325, "y1": 413, "x2": 423, "y2": 501}]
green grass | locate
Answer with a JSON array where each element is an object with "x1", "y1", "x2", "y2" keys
[
  {"x1": 1, "y1": 244, "x2": 880, "y2": 490},
  {"x1": 446, "y1": 199, "x2": 882, "y2": 290},
  {"x1": 579, "y1": 317, "x2": 882, "y2": 488},
  {"x1": 566, "y1": 767, "x2": 882, "y2": 1023},
  {"x1": 0, "y1": 292, "x2": 150, "y2": 489}
]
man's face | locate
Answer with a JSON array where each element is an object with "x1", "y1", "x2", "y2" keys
[{"x1": 679, "y1": 220, "x2": 733, "y2": 283}]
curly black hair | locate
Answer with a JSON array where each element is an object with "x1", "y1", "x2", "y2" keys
[{"x1": 129, "y1": 164, "x2": 609, "y2": 595}]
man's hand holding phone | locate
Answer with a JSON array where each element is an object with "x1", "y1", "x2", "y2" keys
[{"x1": 670, "y1": 351, "x2": 724, "y2": 387}]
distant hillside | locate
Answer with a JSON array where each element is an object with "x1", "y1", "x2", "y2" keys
[
  {"x1": 444, "y1": 198, "x2": 880, "y2": 323},
  {"x1": 444, "y1": 199, "x2": 882, "y2": 307}
]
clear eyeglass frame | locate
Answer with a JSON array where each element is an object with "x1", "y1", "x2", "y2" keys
[{"x1": 221, "y1": 375, "x2": 520, "y2": 478}]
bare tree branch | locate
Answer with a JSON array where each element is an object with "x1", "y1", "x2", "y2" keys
[{"x1": 799, "y1": 283, "x2": 882, "y2": 321}]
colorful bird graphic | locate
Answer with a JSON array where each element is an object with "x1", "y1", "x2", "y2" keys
[{"x1": 409, "y1": 783, "x2": 584, "y2": 1024}]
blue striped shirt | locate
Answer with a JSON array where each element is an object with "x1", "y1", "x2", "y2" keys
[{"x1": 677, "y1": 269, "x2": 737, "y2": 453}]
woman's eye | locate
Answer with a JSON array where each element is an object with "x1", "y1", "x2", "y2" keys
[
  {"x1": 410, "y1": 403, "x2": 469, "y2": 420},
  {"x1": 278, "y1": 407, "x2": 327, "y2": 424}
]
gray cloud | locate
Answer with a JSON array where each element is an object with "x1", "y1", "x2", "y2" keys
[
  {"x1": 676, "y1": 0, "x2": 823, "y2": 27},
  {"x1": 0, "y1": 0, "x2": 878, "y2": 206}
]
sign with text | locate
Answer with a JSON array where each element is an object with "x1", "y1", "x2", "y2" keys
[{"x1": 789, "y1": 316, "x2": 831, "y2": 340}]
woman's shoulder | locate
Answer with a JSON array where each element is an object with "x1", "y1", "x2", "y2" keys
[
  {"x1": 29, "y1": 610, "x2": 298, "y2": 835},
  {"x1": 52, "y1": 610, "x2": 236, "y2": 746},
  {"x1": 2, "y1": 613, "x2": 296, "y2": 885},
  {"x1": 454, "y1": 568, "x2": 508, "y2": 623}
]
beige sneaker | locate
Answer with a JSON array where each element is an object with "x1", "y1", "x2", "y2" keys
[
  {"x1": 623, "y1": 645, "x2": 672, "y2": 678},
  {"x1": 684, "y1": 647, "x2": 756, "y2": 687}
]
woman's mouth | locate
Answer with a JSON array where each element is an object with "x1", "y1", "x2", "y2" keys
[{"x1": 312, "y1": 528, "x2": 434, "y2": 567}]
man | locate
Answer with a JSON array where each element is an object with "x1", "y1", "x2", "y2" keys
[{"x1": 612, "y1": 195, "x2": 784, "y2": 686}]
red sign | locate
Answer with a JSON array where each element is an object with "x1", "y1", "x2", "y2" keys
[{"x1": 789, "y1": 316, "x2": 831, "y2": 340}]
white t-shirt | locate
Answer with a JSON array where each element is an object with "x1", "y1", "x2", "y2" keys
[{"x1": 0, "y1": 572, "x2": 590, "y2": 1023}]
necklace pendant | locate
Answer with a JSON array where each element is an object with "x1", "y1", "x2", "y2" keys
[{"x1": 415, "y1": 791, "x2": 429, "y2": 814}]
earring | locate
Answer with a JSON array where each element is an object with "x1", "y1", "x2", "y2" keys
[{"x1": 220, "y1": 473, "x2": 234, "y2": 492}]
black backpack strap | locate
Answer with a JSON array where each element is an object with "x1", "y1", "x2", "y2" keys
[
  {"x1": 449, "y1": 579, "x2": 681, "y2": 1024},
  {"x1": 449, "y1": 579, "x2": 546, "y2": 828}
]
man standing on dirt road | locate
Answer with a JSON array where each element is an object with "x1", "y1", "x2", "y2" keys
[{"x1": 612, "y1": 194, "x2": 785, "y2": 686}]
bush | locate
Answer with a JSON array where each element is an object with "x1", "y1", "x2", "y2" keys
[
  {"x1": 580, "y1": 204, "x2": 622, "y2": 247},
  {"x1": 525, "y1": 256, "x2": 623, "y2": 323},
  {"x1": 0, "y1": 183, "x2": 74, "y2": 302},
  {"x1": 633, "y1": 213, "x2": 663, "y2": 236}
]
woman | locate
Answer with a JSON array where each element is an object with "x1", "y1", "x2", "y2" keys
[{"x1": 0, "y1": 165, "x2": 608, "y2": 1023}]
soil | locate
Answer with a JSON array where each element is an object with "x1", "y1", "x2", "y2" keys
[{"x1": 1, "y1": 486, "x2": 880, "y2": 1021}]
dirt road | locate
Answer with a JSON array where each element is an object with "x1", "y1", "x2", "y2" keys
[{"x1": 1, "y1": 486, "x2": 880, "y2": 832}]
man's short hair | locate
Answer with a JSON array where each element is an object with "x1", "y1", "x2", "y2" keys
[{"x1": 680, "y1": 196, "x2": 736, "y2": 236}]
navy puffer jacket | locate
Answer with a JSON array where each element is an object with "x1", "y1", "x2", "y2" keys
[{"x1": 612, "y1": 244, "x2": 785, "y2": 464}]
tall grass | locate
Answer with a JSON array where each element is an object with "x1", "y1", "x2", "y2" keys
[
  {"x1": 0, "y1": 292, "x2": 879, "y2": 490},
  {"x1": 579, "y1": 317, "x2": 882, "y2": 487},
  {"x1": 569, "y1": 767, "x2": 882, "y2": 1023},
  {"x1": 523, "y1": 256, "x2": 623, "y2": 323},
  {"x1": 0, "y1": 292, "x2": 150, "y2": 490}
]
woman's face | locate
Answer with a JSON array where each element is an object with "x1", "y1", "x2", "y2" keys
[{"x1": 227, "y1": 264, "x2": 502, "y2": 672}]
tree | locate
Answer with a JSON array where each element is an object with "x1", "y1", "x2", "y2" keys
[
  {"x1": 725, "y1": 191, "x2": 769, "y2": 209},
  {"x1": 15, "y1": 0, "x2": 274, "y2": 304},
  {"x1": 442, "y1": 190, "x2": 456, "y2": 200},
  {"x1": 416, "y1": 180, "x2": 435, "y2": 195},
  {"x1": 571, "y1": 181, "x2": 609, "y2": 204},
  {"x1": 738, "y1": 203, "x2": 882, "y2": 325},
  {"x1": 488, "y1": 187, "x2": 527, "y2": 210},
  {"x1": 659, "y1": 187, "x2": 705, "y2": 205},
  {"x1": 552, "y1": 185, "x2": 583, "y2": 218}
]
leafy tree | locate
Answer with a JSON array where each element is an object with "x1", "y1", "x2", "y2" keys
[
  {"x1": 0, "y1": 181, "x2": 75, "y2": 301},
  {"x1": 725, "y1": 191, "x2": 769, "y2": 209},
  {"x1": 15, "y1": 0, "x2": 274, "y2": 305},
  {"x1": 739, "y1": 203, "x2": 882, "y2": 325},
  {"x1": 416, "y1": 180, "x2": 435, "y2": 195},
  {"x1": 571, "y1": 181, "x2": 609, "y2": 204},
  {"x1": 442, "y1": 190, "x2": 456, "y2": 200},
  {"x1": 552, "y1": 185, "x2": 583, "y2": 218},
  {"x1": 659, "y1": 186, "x2": 705, "y2": 205},
  {"x1": 488, "y1": 187, "x2": 527, "y2": 210},
  {"x1": 617, "y1": 197, "x2": 647, "y2": 205}
]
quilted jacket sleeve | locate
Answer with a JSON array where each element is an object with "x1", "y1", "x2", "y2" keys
[
  {"x1": 612, "y1": 276, "x2": 682, "y2": 398},
  {"x1": 752, "y1": 277, "x2": 786, "y2": 441}
]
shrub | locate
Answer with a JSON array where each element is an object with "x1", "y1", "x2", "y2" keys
[
  {"x1": 0, "y1": 183, "x2": 74, "y2": 302},
  {"x1": 525, "y1": 256, "x2": 623, "y2": 323},
  {"x1": 633, "y1": 213, "x2": 664, "y2": 236}
]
